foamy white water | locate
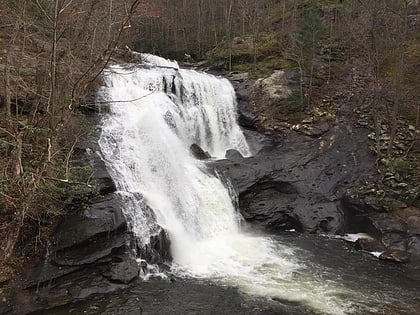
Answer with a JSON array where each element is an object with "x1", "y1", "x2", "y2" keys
[{"x1": 98, "y1": 54, "x2": 364, "y2": 315}]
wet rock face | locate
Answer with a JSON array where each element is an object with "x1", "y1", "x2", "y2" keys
[
  {"x1": 373, "y1": 208, "x2": 420, "y2": 261},
  {"x1": 211, "y1": 123, "x2": 375, "y2": 234},
  {"x1": 225, "y1": 149, "x2": 244, "y2": 161},
  {"x1": 226, "y1": 72, "x2": 257, "y2": 131},
  {"x1": 341, "y1": 199, "x2": 420, "y2": 264},
  {"x1": 190, "y1": 143, "x2": 211, "y2": 160},
  {"x1": 92, "y1": 156, "x2": 117, "y2": 195},
  {"x1": 12, "y1": 122, "x2": 171, "y2": 314},
  {"x1": 16, "y1": 193, "x2": 136, "y2": 313},
  {"x1": 104, "y1": 259, "x2": 141, "y2": 284},
  {"x1": 51, "y1": 194, "x2": 126, "y2": 251}
]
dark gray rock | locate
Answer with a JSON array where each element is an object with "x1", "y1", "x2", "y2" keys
[
  {"x1": 371, "y1": 213, "x2": 407, "y2": 234},
  {"x1": 51, "y1": 234, "x2": 129, "y2": 266},
  {"x1": 296, "y1": 123, "x2": 330, "y2": 138},
  {"x1": 340, "y1": 200, "x2": 420, "y2": 264},
  {"x1": 237, "y1": 107, "x2": 257, "y2": 129},
  {"x1": 211, "y1": 123, "x2": 376, "y2": 234},
  {"x1": 139, "y1": 228, "x2": 172, "y2": 264},
  {"x1": 407, "y1": 236, "x2": 420, "y2": 256},
  {"x1": 381, "y1": 232, "x2": 407, "y2": 252},
  {"x1": 227, "y1": 73, "x2": 257, "y2": 130},
  {"x1": 355, "y1": 238, "x2": 386, "y2": 253},
  {"x1": 190, "y1": 143, "x2": 211, "y2": 160},
  {"x1": 105, "y1": 258, "x2": 140, "y2": 284},
  {"x1": 92, "y1": 153, "x2": 117, "y2": 195},
  {"x1": 51, "y1": 194, "x2": 126, "y2": 251},
  {"x1": 380, "y1": 249, "x2": 411, "y2": 263},
  {"x1": 225, "y1": 149, "x2": 244, "y2": 161}
]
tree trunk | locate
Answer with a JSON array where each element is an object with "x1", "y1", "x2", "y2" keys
[
  {"x1": 48, "y1": 0, "x2": 59, "y2": 129},
  {"x1": 387, "y1": 2, "x2": 408, "y2": 157},
  {"x1": 13, "y1": 130, "x2": 23, "y2": 177}
]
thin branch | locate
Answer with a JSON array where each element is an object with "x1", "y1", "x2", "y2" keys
[
  {"x1": 35, "y1": 0, "x2": 53, "y2": 23},
  {"x1": 95, "y1": 91, "x2": 155, "y2": 105},
  {"x1": 44, "y1": 176, "x2": 93, "y2": 187}
]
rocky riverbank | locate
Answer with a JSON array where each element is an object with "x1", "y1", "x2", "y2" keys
[
  {"x1": 0, "y1": 116, "x2": 171, "y2": 315},
  {"x1": 1, "y1": 64, "x2": 419, "y2": 315},
  {"x1": 223, "y1": 70, "x2": 420, "y2": 266}
]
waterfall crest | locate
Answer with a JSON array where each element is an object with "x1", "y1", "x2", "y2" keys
[{"x1": 98, "y1": 55, "x2": 358, "y2": 315}]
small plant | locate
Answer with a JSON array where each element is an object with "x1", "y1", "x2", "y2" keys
[{"x1": 285, "y1": 90, "x2": 307, "y2": 114}]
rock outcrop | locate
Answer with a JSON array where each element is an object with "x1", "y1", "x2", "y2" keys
[
  {"x1": 342, "y1": 198, "x2": 420, "y2": 264},
  {"x1": 211, "y1": 123, "x2": 376, "y2": 234},
  {"x1": 226, "y1": 70, "x2": 420, "y2": 266},
  {"x1": 6, "y1": 121, "x2": 172, "y2": 314}
]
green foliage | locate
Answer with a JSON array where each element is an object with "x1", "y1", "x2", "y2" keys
[
  {"x1": 208, "y1": 33, "x2": 282, "y2": 69},
  {"x1": 285, "y1": 90, "x2": 307, "y2": 114},
  {"x1": 232, "y1": 55, "x2": 290, "y2": 78},
  {"x1": 19, "y1": 67, "x2": 35, "y2": 77}
]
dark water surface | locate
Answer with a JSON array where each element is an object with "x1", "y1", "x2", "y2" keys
[{"x1": 36, "y1": 234, "x2": 420, "y2": 315}]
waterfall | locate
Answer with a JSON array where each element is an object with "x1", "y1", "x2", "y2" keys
[{"x1": 98, "y1": 55, "x2": 359, "y2": 315}]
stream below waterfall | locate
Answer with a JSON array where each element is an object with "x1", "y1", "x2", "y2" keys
[
  {"x1": 36, "y1": 234, "x2": 420, "y2": 315},
  {"x1": 55, "y1": 54, "x2": 420, "y2": 315}
]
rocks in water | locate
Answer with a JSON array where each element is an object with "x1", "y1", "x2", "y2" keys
[
  {"x1": 104, "y1": 258, "x2": 140, "y2": 284},
  {"x1": 23, "y1": 193, "x2": 130, "y2": 288},
  {"x1": 140, "y1": 228, "x2": 172, "y2": 264},
  {"x1": 190, "y1": 143, "x2": 211, "y2": 160},
  {"x1": 341, "y1": 199, "x2": 420, "y2": 264},
  {"x1": 379, "y1": 249, "x2": 411, "y2": 263},
  {"x1": 225, "y1": 149, "x2": 244, "y2": 161},
  {"x1": 355, "y1": 238, "x2": 386, "y2": 253},
  {"x1": 15, "y1": 122, "x2": 174, "y2": 314}
]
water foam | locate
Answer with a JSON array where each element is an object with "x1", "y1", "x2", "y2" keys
[{"x1": 98, "y1": 55, "x2": 361, "y2": 314}]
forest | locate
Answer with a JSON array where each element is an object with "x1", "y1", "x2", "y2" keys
[{"x1": 0, "y1": 0, "x2": 419, "y2": 283}]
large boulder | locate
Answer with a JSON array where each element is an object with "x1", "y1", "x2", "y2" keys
[
  {"x1": 211, "y1": 123, "x2": 376, "y2": 234},
  {"x1": 252, "y1": 70, "x2": 292, "y2": 102},
  {"x1": 248, "y1": 70, "x2": 296, "y2": 130}
]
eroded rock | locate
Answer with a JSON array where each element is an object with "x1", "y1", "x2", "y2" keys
[
  {"x1": 380, "y1": 249, "x2": 411, "y2": 263},
  {"x1": 211, "y1": 123, "x2": 375, "y2": 234},
  {"x1": 190, "y1": 143, "x2": 211, "y2": 160},
  {"x1": 104, "y1": 258, "x2": 140, "y2": 284},
  {"x1": 225, "y1": 149, "x2": 244, "y2": 161}
]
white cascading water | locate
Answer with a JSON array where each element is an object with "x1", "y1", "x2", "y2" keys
[{"x1": 98, "y1": 55, "x2": 361, "y2": 315}]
